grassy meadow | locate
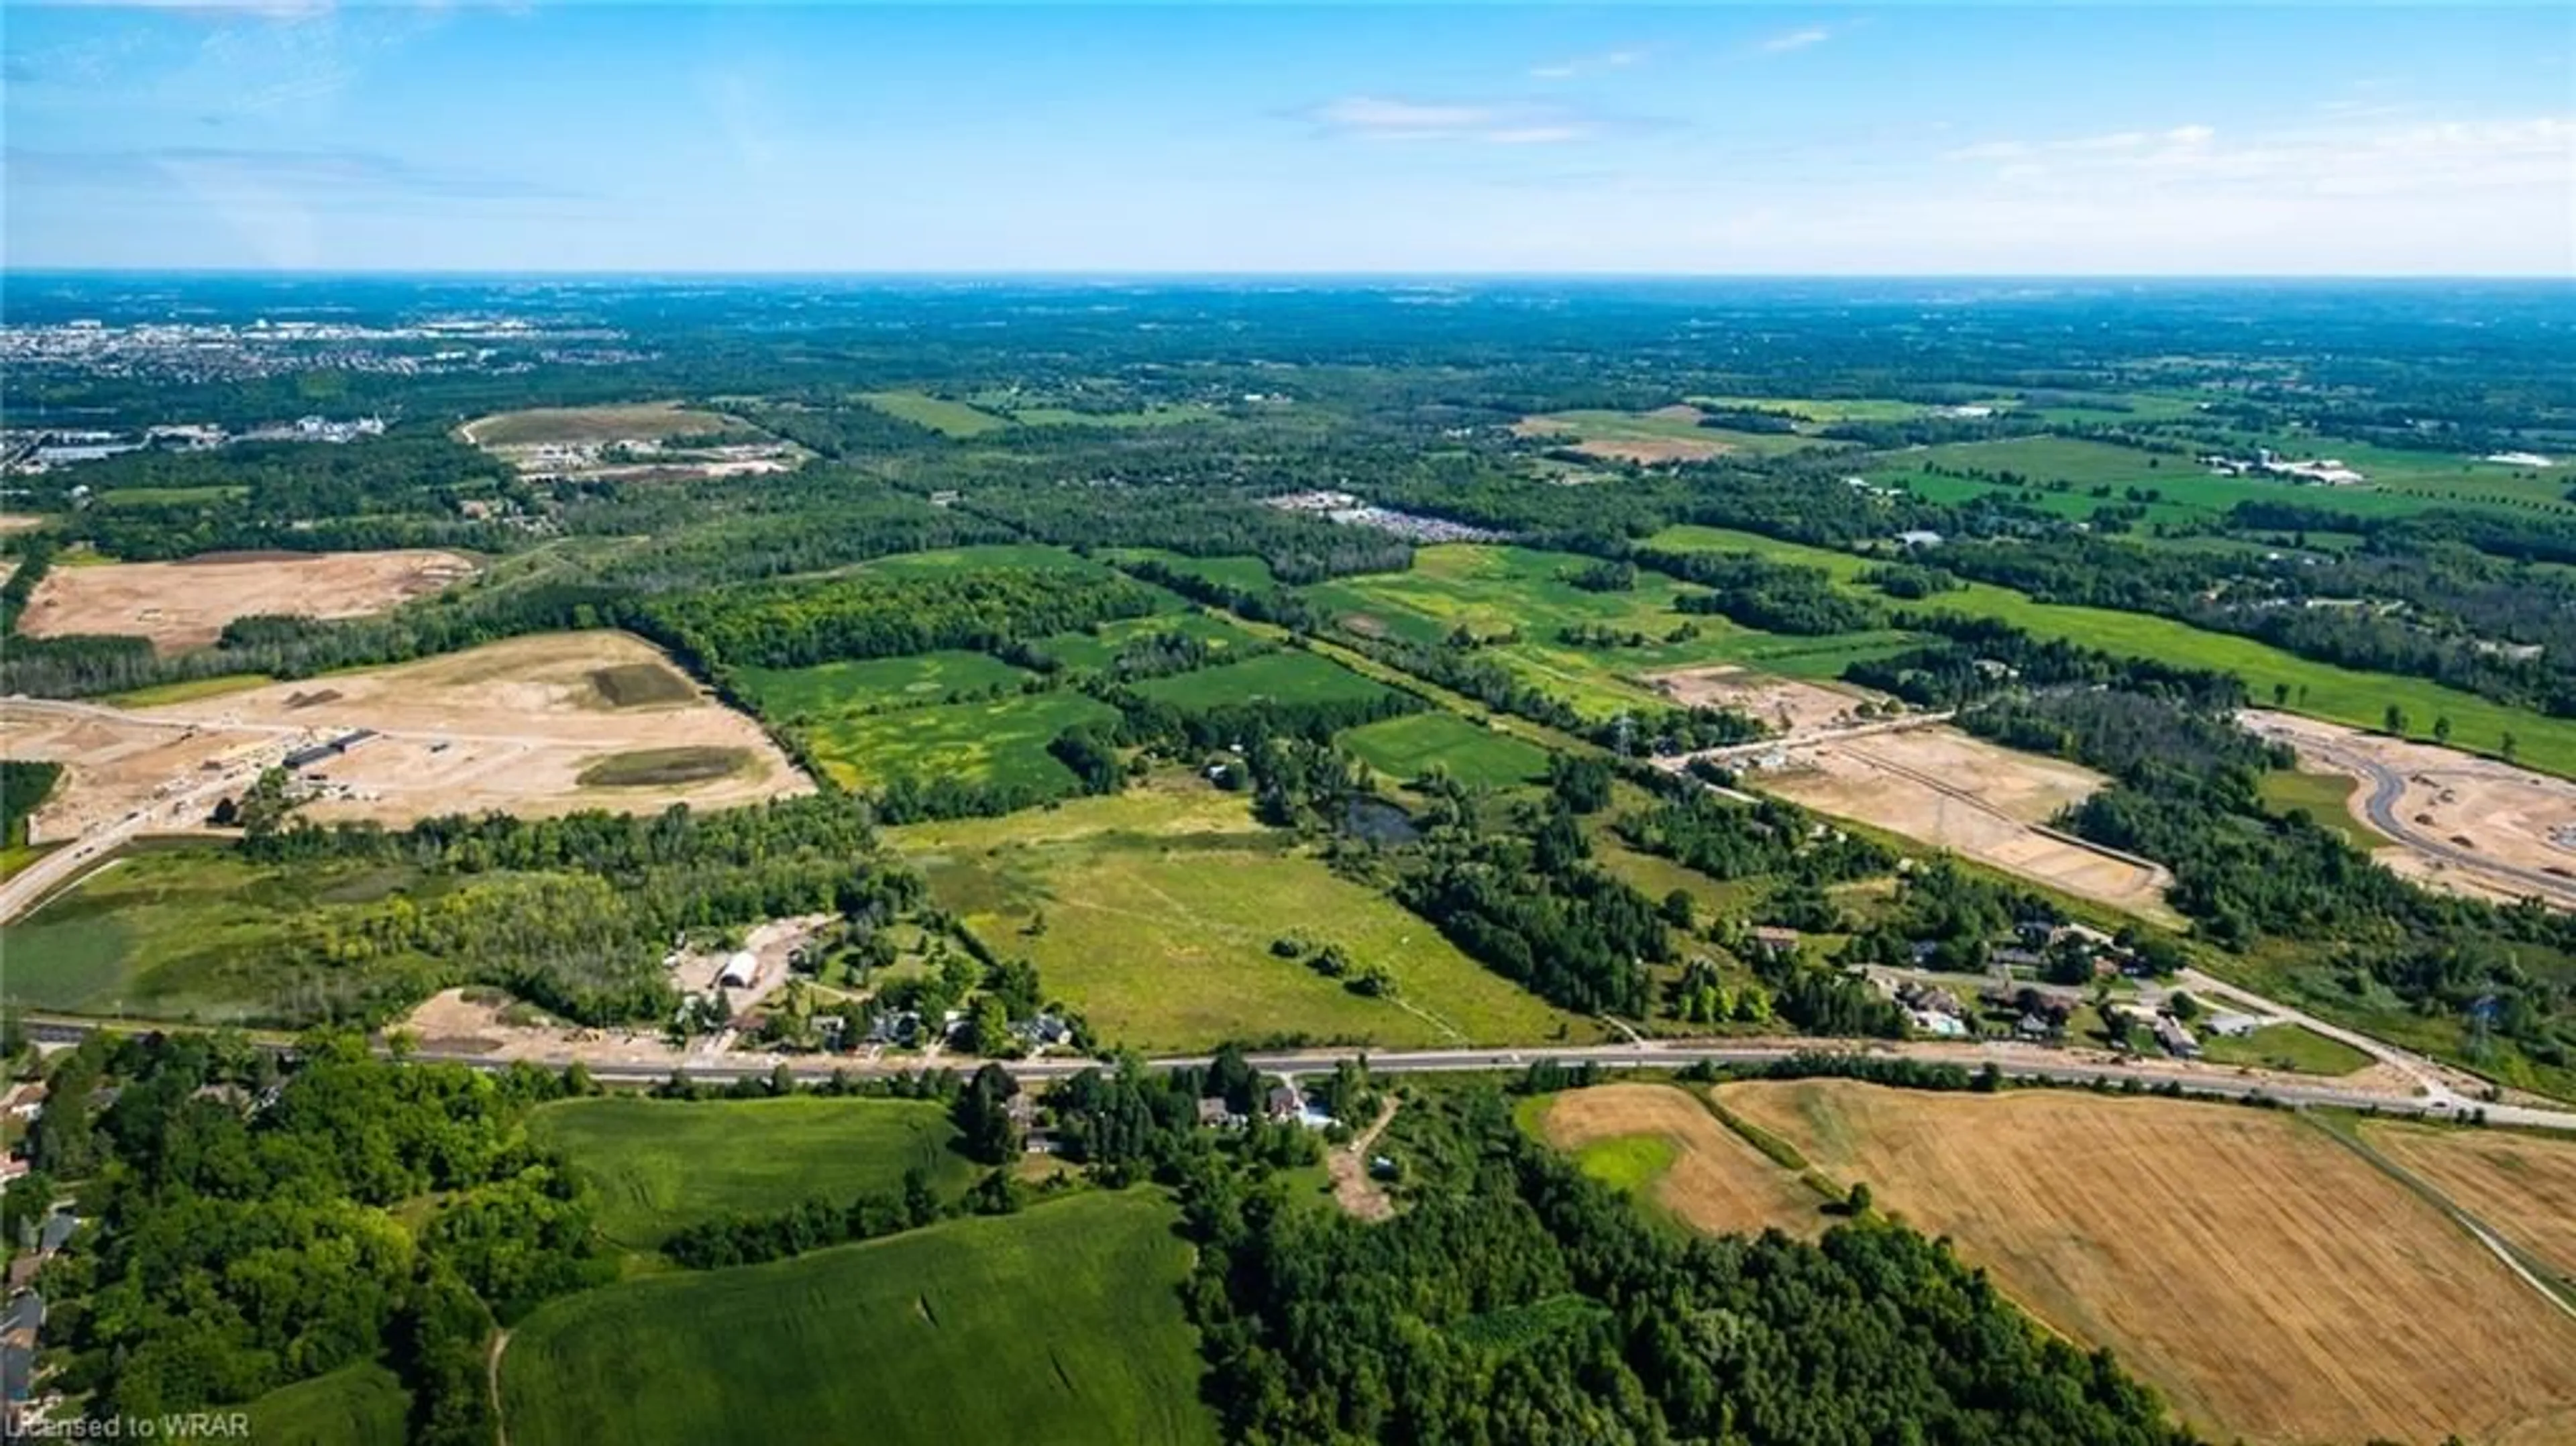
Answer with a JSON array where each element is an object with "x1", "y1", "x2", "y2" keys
[
  {"x1": 1339, "y1": 711, "x2": 1551, "y2": 789},
  {"x1": 1130, "y1": 646, "x2": 1397, "y2": 709},
  {"x1": 890, "y1": 779, "x2": 1581, "y2": 1050},
  {"x1": 529, "y1": 1095, "x2": 976, "y2": 1247},
  {"x1": 799, "y1": 691, "x2": 1122, "y2": 793},
  {"x1": 499, "y1": 1192, "x2": 1218, "y2": 1446},
  {"x1": 737, "y1": 650, "x2": 1035, "y2": 719},
  {"x1": 854, "y1": 390, "x2": 1011, "y2": 437},
  {"x1": 242, "y1": 1361, "x2": 411, "y2": 1446}
]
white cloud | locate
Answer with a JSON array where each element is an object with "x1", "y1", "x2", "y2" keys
[
  {"x1": 1302, "y1": 95, "x2": 1646, "y2": 146},
  {"x1": 1529, "y1": 47, "x2": 1644, "y2": 81},
  {"x1": 1945, "y1": 115, "x2": 2571, "y2": 201},
  {"x1": 1758, "y1": 27, "x2": 1833, "y2": 55}
]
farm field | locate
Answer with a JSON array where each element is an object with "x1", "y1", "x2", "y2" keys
[
  {"x1": 1513, "y1": 406, "x2": 1831, "y2": 463},
  {"x1": 1008, "y1": 403, "x2": 1214, "y2": 428},
  {"x1": 1752, "y1": 726, "x2": 2178, "y2": 920},
  {"x1": 1647, "y1": 524, "x2": 2576, "y2": 779},
  {"x1": 1534, "y1": 1084, "x2": 1822, "y2": 1235},
  {"x1": 528, "y1": 1095, "x2": 976, "y2": 1247},
  {"x1": 890, "y1": 780, "x2": 1582, "y2": 1050},
  {"x1": 241, "y1": 1361, "x2": 411, "y2": 1446},
  {"x1": 462, "y1": 402, "x2": 735, "y2": 448},
  {"x1": 15, "y1": 549, "x2": 477, "y2": 653},
  {"x1": 1339, "y1": 711, "x2": 1550, "y2": 789},
  {"x1": 1305, "y1": 543, "x2": 1894, "y2": 718},
  {"x1": 735, "y1": 649, "x2": 1034, "y2": 720},
  {"x1": 1129, "y1": 646, "x2": 1395, "y2": 709},
  {"x1": 1719, "y1": 1078, "x2": 2576, "y2": 1446},
  {"x1": 854, "y1": 389, "x2": 1010, "y2": 437},
  {"x1": 499, "y1": 1192, "x2": 1218, "y2": 1446},
  {"x1": 2362, "y1": 1121, "x2": 2576, "y2": 1286},
  {"x1": 798, "y1": 689, "x2": 1120, "y2": 793},
  {"x1": 852, "y1": 541, "x2": 1110, "y2": 575}
]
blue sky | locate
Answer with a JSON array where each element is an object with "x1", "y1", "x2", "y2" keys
[{"x1": 5, "y1": 3, "x2": 2570, "y2": 274}]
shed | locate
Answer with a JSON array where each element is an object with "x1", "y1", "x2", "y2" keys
[{"x1": 717, "y1": 951, "x2": 759, "y2": 989}]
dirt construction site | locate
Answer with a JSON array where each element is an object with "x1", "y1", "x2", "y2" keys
[
  {"x1": 15, "y1": 549, "x2": 479, "y2": 653},
  {"x1": 1746, "y1": 722, "x2": 2177, "y2": 920},
  {"x1": 2244, "y1": 709, "x2": 2576, "y2": 908},
  {"x1": 3, "y1": 631, "x2": 812, "y2": 842}
]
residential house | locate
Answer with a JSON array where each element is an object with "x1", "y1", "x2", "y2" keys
[
  {"x1": 1263, "y1": 1084, "x2": 1303, "y2": 1123},
  {"x1": 1195, "y1": 1097, "x2": 1236, "y2": 1129}
]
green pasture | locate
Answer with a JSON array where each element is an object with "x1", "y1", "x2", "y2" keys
[
  {"x1": 854, "y1": 390, "x2": 1012, "y2": 437},
  {"x1": 242, "y1": 1361, "x2": 411, "y2": 1446},
  {"x1": 1100, "y1": 547, "x2": 1279, "y2": 592},
  {"x1": 737, "y1": 651, "x2": 1035, "y2": 720},
  {"x1": 891, "y1": 782, "x2": 1580, "y2": 1051},
  {"x1": 2254, "y1": 769, "x2": 2388, "y2": 852},
  {"x1": 1339, "y1": 711, "x2": 1552, "y2": 789},
  {"x1": 801, "y1": 691, "x2": 1122, "y2": 793},
  {"x1": 1523, "y1": 408, "x2": 1833, "y2": 458},
  {"x1": 499, "y1": 1193, "x2": 1218, "y2": 1446},
  {"x1": 1009, "y1": 404, "x2": 1214, "y2": 429},
  {"x1": 852, "y1": 543, "x2": 1109, "y2": 575},
  {"x1": 2195, "y1": 1023, "x2": 2373, "y2": 1077},
  {"x1": 1130, "y1": 647, "x2": 1396, "y2": 710},
  {"x1": 528, "y1": 1095, "x2": 975, "y2": 1247}
]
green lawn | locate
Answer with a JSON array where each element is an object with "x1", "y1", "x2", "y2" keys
[
  {"x1": 2255, "y1": 769, "x2": 2387, "y2": 852},
  {"x1": 1646, "y1": 524, "x2": 2576, "y2": 779},
  {"x1": 801, "y1": 690, "x2": 1122, "y2": 793},
  {"x1": 529, "y1": 1095, "x2": 977, "y2": 1247},
  {"x1": 500, "y1": 1192, "x2": 1218, "y2": 1446},
  {"x1": 1131, "y1": 647, "x2": 1397, "y2": 710},
  {"x1": 2196, "y1": 1023, "x2": 2374, "y2": 1076},
  {"x1": 738, "y1": 650, "x2": 1035, "y2": 720},
  {"x1": 242, "y1": 1361, "x2": 411, "y2": 1446},
  {"x1": 892, "y1": 781, "x2": 1582, "y2": 1050},
  {"x1": 1339, "y1": 711, "x2": 1551, "y2": 789},
  {"x1": 855, "y1": 390, "x2": 1012, "y2": 437}
]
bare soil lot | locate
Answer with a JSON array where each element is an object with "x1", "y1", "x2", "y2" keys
[
  {"x1": 9, "y1": 632, "x2": 810, "y2": 838},
  {"x1": 1721, "y1": 1079, "x2": 2576, "y2": 1446},
  {"x1": 1538, "y1": 1083, "x2": 1821, "y2": 1235},
  {"x1": 0, "y1": 514, "x2": 47, "y2": 534},
  {"x1": 1754, "y1": 726, "x2": 2176, "y2": 917},
  {"x1": 1646, "y1": 667, "x2": 1870, "y2": 734},
  {"x1": 2246, "y1": 710, "x2": 2576, "y2": 907},
  {"x1": 463, "y1": 402, "x2": 802, "y2": 485},
  {"x1": 16, "y1": 550, "x2": 476, "y2": 653}
]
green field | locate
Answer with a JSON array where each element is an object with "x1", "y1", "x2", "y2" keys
[
  {"x1": 1305, "y1": 543, "x2": 1911, "y2": 718},
  {"x1": 1130, "y1": 646, "x2": 1397, "y2": 709},
  {"x1": 892, "y1": 781, "x2": 1581, "y2": 1050},
  {"x1": 1101, "y1": 547, "x2": 1279, "y2": 592},
  {"x1": 2196, "y1": 1022, "x2": 2374, "y2": 1076},
  {"x1": 529, "y1": 1095, "x2": 976, "y2": 1247},
  {"x1": 802, "y1": 690, "x2": 1122, "y2": 793},
  {"x1": 0, "y1": 848, "x2": 408, "y2": 1019},
  {"x1": 1646, "y1": 524, "x2": 2576, "y2": 779},
  {"x1": 2255, "y1": 769, "x2": 2388, "y2": 852},
  {"x1": 100, "y1": 672, "x2": 276, "y2": 707},
  {"x1": 1033, "y1": 609, "x2": 1267, "y2": 671},
  {"x1": 853, "y1": 542, "x2": 1110, "y2": 575},
  {"x1": 1571, "y1": 1133, "x2": 1680, "y2": 1192},
  {"x1": 1689, "y1": 394, "x2": 1966, "y2": 424},
  {"x1": 738, "y1": 650, "x2": 1035, "y2": 720},
  {"x1": 855, "y1": 390, "x2": 1011, "y2": 437},
  {"x1": 242, "y1": 1361, "x2": 411, "y2": 1446},
  {"x1": 1339, "y1": 711, "x2": 1551, "y2": 789},
  {"x1": 500, "y1": 1192, "x2": 1218, "y2": 1446}
]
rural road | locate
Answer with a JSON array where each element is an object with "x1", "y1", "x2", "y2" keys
[{"x1": 0, "y1": 755, "x2": 267, "y2": 926}]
